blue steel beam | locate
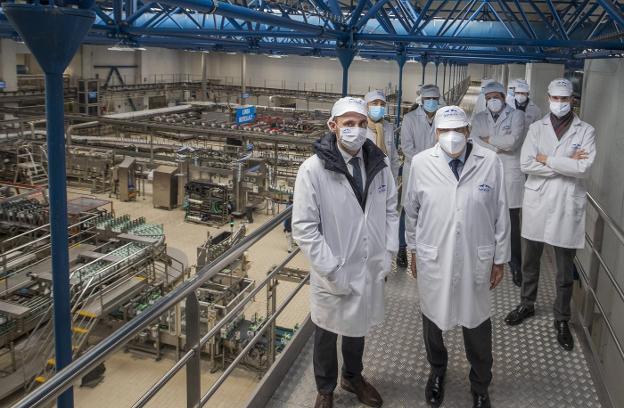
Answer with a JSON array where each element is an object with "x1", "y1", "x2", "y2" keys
[
  {"x1": 409, "y1": 0, "x2": 434, "y2": 34},
  {"x1": 546, "y1": 0, "x2": 570, "y2": 39},
  {"x1": 597, "y1": 0, "x2": 624, "y2": 29},
  {"x1": 354, "y1": 0, "x2": 393, "y2": 31}
]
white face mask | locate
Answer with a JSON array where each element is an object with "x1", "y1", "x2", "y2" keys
[
  {"x1": 487, "y1": 98, "x2": 503, "y2": 113},
  {"x1": 515, "y1": 94, "x2": 528, "y2": 104},
  {"x1": 438, "y1": 130, "x2": 467, "y2": 155},
  {"x1": 549, "y1": 100, "x2": 571, "y2": 118},
  {"x1": 338, "y1": 126, "x2": 368, "y2": 151}
]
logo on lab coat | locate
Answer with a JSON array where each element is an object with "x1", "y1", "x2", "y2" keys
[
  {"x1": 378, "y1": 184, "x2": 387, "y2": 193},
  {"x1": 478, "y1": 183, "x2": 492, "y2": 192}
]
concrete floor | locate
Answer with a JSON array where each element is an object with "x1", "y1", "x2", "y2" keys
[{"x1": 2, "y1": 184, "x2": 311, "y2": 408}]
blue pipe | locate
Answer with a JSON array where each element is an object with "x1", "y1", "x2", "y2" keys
[
  {"x1": 45, "y1": 71, "x2": 74, "y2": 408},
  {"x1": 354, "y1": 0, "x2": 392, "y2": 30}
]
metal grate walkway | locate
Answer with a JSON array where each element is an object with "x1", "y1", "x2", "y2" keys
[{"x1": 265, "y1": 248, "x2": 605, "y2": 408}]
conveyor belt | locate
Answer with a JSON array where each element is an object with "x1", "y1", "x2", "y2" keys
[{"x1": 264, "y1": 248, "x2": 605, "y2": 408}]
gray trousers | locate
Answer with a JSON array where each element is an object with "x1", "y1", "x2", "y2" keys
[{"x1": 520, "y1": 239, "x2": 577, "y2": 321}]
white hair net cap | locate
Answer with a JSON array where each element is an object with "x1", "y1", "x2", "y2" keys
[
  {"x1": 420, "y1": 84, "x2": 441, "y2": 98},
  {"x1": 515, "y1": 80, "x2": 530, "y2": 93},
  {"x1": 548, "y1": 78, "x2": 573, "y2": 97},
  {"x1": 364, "y1": 90, "x2": 386, "y2": 103},
  {"x1": 483, "y1": 81, "x2": 506, "y2": 95},
  {"x1": 435, "y1": 105, "x2": 469, "y2": 129},
  {"x1": 330, "y1": 97, "x2": 368, "y2": 119}
]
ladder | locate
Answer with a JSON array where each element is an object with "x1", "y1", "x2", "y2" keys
[{"x1": 13, "y1": 145, "x2": 48, "y2": 186}]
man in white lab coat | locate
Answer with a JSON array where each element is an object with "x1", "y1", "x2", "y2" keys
[
  {"x1": 505, "y1": 78, "x2": 596, "y2": 352},
  {"x1": 405, "y1": 106, "x2": 510, "y2": 408},
  {"x1": 471, "y1": 81, "x2": 526, "y2": 287},
  {"x1": 364, "y1": 89, "x2": 401, "y2": 183},
  {"x1": 292, "y1": 97, "x2": 399, "y2": 408},
  {"x1": 512, "y1": 80, "x2": 542, "y2": 128},
  {"x1": 397, "y1": 84, "x2": 441, "y2": 267},
  {"x1": 470, "y1": 78, "x2": 494, "y2": 121}
]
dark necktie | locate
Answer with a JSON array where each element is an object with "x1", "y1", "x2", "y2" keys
[
  {"x1": 349, "y1": 157, "x2": 364, "y2": 196},
  {"x1": 450, "y1": 159, "x2": 461, "y2": 180}
]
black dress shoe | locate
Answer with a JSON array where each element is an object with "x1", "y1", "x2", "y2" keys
[
  {"x1": 555, "y1": 320, "x2": 574, "y2": 351},
  {"x1": 504, "y1": 304, "x2": 535, "y2": 326},
  {"x1": 341, "y1": 376, "x2": 383, "y2": 407},
  {"x1": 314, "y1": 392, "x2": 333, "y2": 408},
  {"x1": 424, "y1": 373, "x2": 444, "y2": 407},
  {"x1": 396, "y1": 247, "x2": 408, "y2": 268},
  {"x1": 472, "y1": 392, "x2": 491, "y2": 408}
]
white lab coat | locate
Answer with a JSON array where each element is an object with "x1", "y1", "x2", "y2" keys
[
  {"x1": 471, "y1": 105, "x2": 526, "y2": 208},
  {"x1": 400, "y1": 106, "x2": 437, "y2": 194},
  {"x1": 404, "y1": 143, "x2": 511, "y2": 331},
  {"x1": 292, "y1": 138, "x2": 399, "y2": 337},
  {"x1": 520, "y1": 114, "x2": 596, "y2": 249},
  {"x1": 471, "y1": 93, "x2": 487, "y2": 121},
  {"x1": 521, "y1": 100, "x2": 542, "y2": 129},
  {"x1": 505, "y1": 94, "x2": 515, "y2": 108},
  {"x1": 367, "y1": 121, "x2": 401, "y2": 183}
]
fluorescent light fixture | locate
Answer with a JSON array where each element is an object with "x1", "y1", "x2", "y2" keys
[
  {"x1": 108, "y1": 43, "x2": 145, "y2": 52},
  {"x1": 268, "y1": 54, "x2": 284, "y2": 59},
  {"x1": 226, "y1": 52, "x2": 237, "y2": 55}
]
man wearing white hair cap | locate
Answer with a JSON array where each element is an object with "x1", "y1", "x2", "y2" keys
[
  {"x1": 471, "y1": 81, "x2": 526, "y2": 288},
  {"x1": 512, "y1": 80, "x2": 542, "y2": 129},
  {"x1": 363, "y1": 90, "x2": 400, "y2": 182},
  {"x1": 470, "y1": 78, "x2": 494, "y2": 120},
  {"x1": 293, "y1": 96, "x2": 398, "y2": 408},
  {"x1": 505, "y1": 78, "x2": 596, "y2": 353},
  {"x1": 398, "y1": 84, "x2": 442, "y2": 267},
  {"x1": 404, "y1": 105, "x2": 510, "y2": 408}
]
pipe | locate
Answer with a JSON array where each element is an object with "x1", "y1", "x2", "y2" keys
[{"x1": 66, "y1": 120, "x2": 99, "y2": 146}]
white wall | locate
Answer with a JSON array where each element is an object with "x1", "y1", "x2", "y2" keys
[
  {"x1": 204, "y1": 53, "x2": 466, "y2": 103},
  {"x1": 577, "y1": 57, "x2": 624, "y2": 408},
  {"x1": 0, "y1": 39, "x2": 17, "y2": 91},
  {"x1": 525, "y1": 63, "x2": 565, "y2": 113}
]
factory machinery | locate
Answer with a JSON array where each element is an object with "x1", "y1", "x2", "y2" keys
[
  {"x1": 119, "y1": 225, "x2": 298, "y2": 376},
  {"x1": 0, "y1": 194, "x2": 189, "y2": 400}
]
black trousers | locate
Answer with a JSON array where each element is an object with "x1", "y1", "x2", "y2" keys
[
  {"x1": 313, "y1": 324, "x2": 365, "y2": 394},
  {"x1": 509, "y1": 208, "x2": 522, "y2": 271},
  {"x1": 422, "y1": 314, "x2": 493, "y2": 396},
  {"x1": 520, "y1": 239, "x2": 577, "y2": 321}
]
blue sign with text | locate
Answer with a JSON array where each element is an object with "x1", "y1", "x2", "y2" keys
[{"x1": 236, "y1": 106, "x2": 256, "y2": 125}]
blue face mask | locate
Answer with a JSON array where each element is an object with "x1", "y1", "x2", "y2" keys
[
  {"x1": 368, "y1": 106, "x2": 385, "y2": 122},
  {"x1": 423, "y1": 99, "x2": 439, "y2": 113}
]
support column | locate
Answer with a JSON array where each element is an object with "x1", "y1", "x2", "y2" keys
[
  {"x1": 421, "y1": 59, "x2": 427, "y2": 85},
  {"x1": 4, "y1": 4, "x2": 95, "y2": 407},
  {"x1": 503, "y1": 64, "x2": 509, "y2": 89},
  {"x1": 241, "y1": 53, "x2": 247, "y2": 105},
  {"x1": 200, "y1": 52, "x2": 207, "y2": 101},
  {"x1": 395, "y1": 52, "x2": 407, "y2": 127},
  {"x1": 435, "y1": 62, "x2": 439, "y2": 86},
  {"x1": 442, "y1": 62, "x2": 447, "y2": 95},
  {"x1": 336, "y1": 46, "x2": 356, "y2": 96},
  {"x1": 525, "y1": 62, "x2": 565, "y2": 113}
]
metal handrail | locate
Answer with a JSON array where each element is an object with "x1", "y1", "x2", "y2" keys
[
  {"x1": 11, "y1": 207, "x2": 292, "y2": 408},
  {"x1": 576, "y1": 192, "x2": 624, "y2": 365}
]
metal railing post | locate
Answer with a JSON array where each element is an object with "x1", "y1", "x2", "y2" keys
[
  {"x1": 582, "y1": 216, "x2": 605, "y2": 329},
  {"x1": 185, "y1": 293, "x2": 201, "y2": 408}
]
